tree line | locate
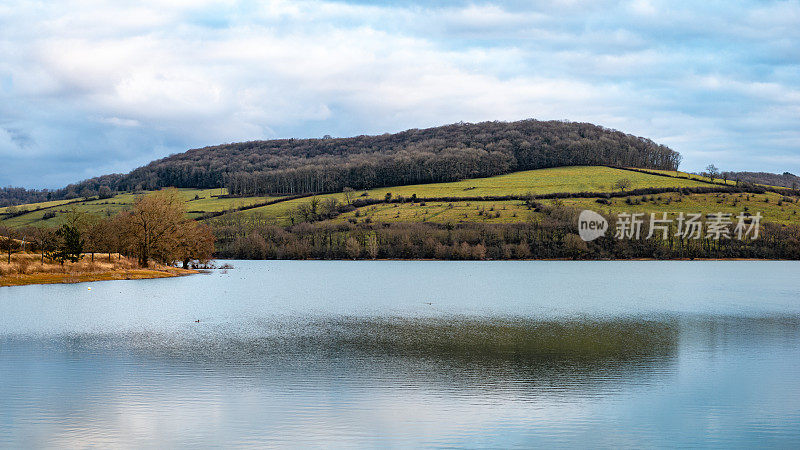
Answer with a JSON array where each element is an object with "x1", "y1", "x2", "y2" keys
[
  {"x1": 209, "y1": 201, "x2": 800, "y2": 261},
  {"x1": 0, "y1": 174, "x2": 120, "y2": 207},
  {"x1": 721, "y1": 171, "x2": 800, "y2": 189},
  {"x1": 0, "y1": 189, "x2": 214, "y2": 268}
]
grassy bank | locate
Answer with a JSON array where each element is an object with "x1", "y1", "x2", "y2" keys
[{"x1": 0, "y1": 252, "x2": 197, "y2": 287}]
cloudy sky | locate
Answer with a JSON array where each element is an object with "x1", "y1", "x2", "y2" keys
[{"x1": 1, "y1": 0, "x2": 799, "y2": 188}]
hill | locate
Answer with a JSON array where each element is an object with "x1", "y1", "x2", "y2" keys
[
  {"x1": 722, "y1": 171, "x2": 800, "y2": 189},
  {"x1": 1, "y1": 119, "x2": 681, "y2": 206}
]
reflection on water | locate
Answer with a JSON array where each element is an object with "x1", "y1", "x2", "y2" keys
[{"x1": 2, "y1": 261, "x2": 800, "y2": 447}]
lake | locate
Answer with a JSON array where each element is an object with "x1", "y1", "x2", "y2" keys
[{"x1": 2, "y1": 260, "x2": 800, "y2": 447}]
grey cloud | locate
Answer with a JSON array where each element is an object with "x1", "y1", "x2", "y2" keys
[{"x1": 0, "y1": 0, "x2": 798, "y2": 188}]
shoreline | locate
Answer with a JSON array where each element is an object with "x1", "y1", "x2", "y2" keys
[
  {"x1": 213, "y1": 257, "x2": 795, "y2": 262},
  {"x1": 3, "y1": 257, "x2": 792, "y2": 287},
  {"x1": 0, "y1": 267, "x2": 197, "y2": 287}
]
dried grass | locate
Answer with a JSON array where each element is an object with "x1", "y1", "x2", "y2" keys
[{"x1": 0, "y1": 252, "x2": 194, "y2": 286}]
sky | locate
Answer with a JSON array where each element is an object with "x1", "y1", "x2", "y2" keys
[{"x1": 0, "y1": 0, "x2": 799, "y2": 189}]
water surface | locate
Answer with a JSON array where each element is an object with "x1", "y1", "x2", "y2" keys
[{"x1": 2, "y1": 261, "x2": 799, "y2": 447}]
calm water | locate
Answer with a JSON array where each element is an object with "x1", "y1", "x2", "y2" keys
[{"x1": 1, "y1": 260, "x2": 800, "y2": 448}]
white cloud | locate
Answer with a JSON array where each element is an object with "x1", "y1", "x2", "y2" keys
[
  {"x1": 629, "y1": 0, "x2": 657, "y2": 16},
  {"x1": 0, "y1": 0, "x2": 798, "y2": 187},
  {"x1": 98, "y1": 117, "x2": 141, "y2": 127}
]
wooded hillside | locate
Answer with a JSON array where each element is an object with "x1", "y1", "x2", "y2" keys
[
  {"x1": 141, "y1": 120, "x2": 682, "y2": 195},
  {"x1": 2, "y1": 119, "x2": 681, "y2": 205}
]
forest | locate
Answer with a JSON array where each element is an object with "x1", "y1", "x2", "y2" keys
[{"x1": 1, "y1": 119, "x2": 681, "y2": 206}]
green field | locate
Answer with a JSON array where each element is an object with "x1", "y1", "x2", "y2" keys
[
  {"x1": 333, "y1": 201, "x2": 538, "y2": 224},
  {"x1": 631, "y1": 168, "x2": 744, "y2": 186},
  {"x1": 0, "y1": 188, "x2": 277, "y2": 228},
  {"x1": 549, "y1": 191, "x2": 800, "y2": 225},
  {"x1": 0, "y1": 198, "x2": 77, "y2": 214},
  {"x1": 359, "y1": 166, "x2": 710, "y2": 198},
  {"x1": 327, "y1": 192, "x2": 800, "y2": 227},
  {"x1": 227, "y1": 166, "x2": 711, "y2": 226},
  {"x1": 4, "y1": 166, "x2": 796, "y2": 229}
]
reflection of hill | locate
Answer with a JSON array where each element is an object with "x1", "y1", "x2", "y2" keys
[
  {"x1": 104, "y1": 316, "x2": 680, "y2": 361},
  {"x1": 6, "y1": 316, "x2": 679, "y2": 397},
  {"x1": 307, "y1": 317, "x2": 682, "y2": 395},
  {"x1": 4, "y1": 316, "x2": 800, "y2": 446},
  {"x1": 320, "y1": 317, "x2": 679, "y2": 360},
  {"x1": 8, "y1": 315, "x2": 799, "y2": 413}
]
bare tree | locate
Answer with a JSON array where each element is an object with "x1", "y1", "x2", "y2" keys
[
  {"x1": 119, "y1": 188, "x2": 207, "y2": 267},
  {"x1": 29, "y1": 226, "x2": 57, "y2": 263},
  {"x1": 366, "y1": 233, "x2": 379, "y2": 259},
  {"x1": 345, "y1": 237, "x2": 361, "y2": 259},
  {"x1": 706, "y1": 164, "x2": 720, "y2": 183},
  {"x1": 342, "y1": 187, "x2": 354, "y2": 205},
  {"x1": 0, "y1": 226, "x2": 20, "y2": 264},
  {"x1": 613, "y1": 178, "x2": 632, "y2": 192},
  {"x1": 174, "y1": 222, "x2": 215, "y2": 269}
]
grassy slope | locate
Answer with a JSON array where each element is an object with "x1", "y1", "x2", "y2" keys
[
  {"x1": 0, "y1": 198, "x2": 77, "y2": 213},
  {"x1": 636, "y1": 168, "x2": 738, "y2": 186},
  {"x1": 4, "y1": 166, "x2": 797, "y2": 228},
  {"x1": 0, "y1": 188, "x2": 278, "y2": 228},
  {"x1": 361, "y1": 166, "x2": 709, "y2": 197},
  {"x1": 549, "y1": 191, "x2": 800, "y2": 225},
  {"x1": 335, "y1": 201, "x2": 538, "y2": 224},
  {"x1": 231, "y1": 166, "x2": 711, "y2": 225},
  {"x1": 329, "y1": 192, "x2": 800, "y2": 226}
]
